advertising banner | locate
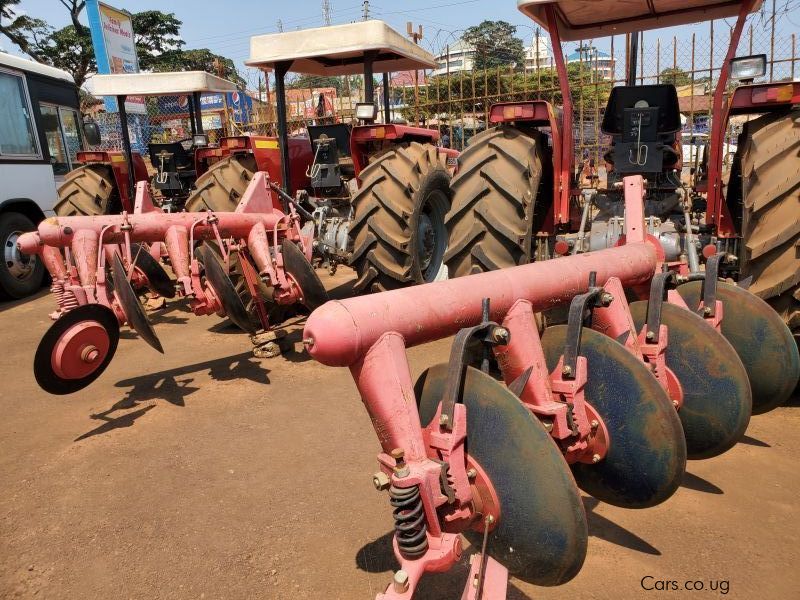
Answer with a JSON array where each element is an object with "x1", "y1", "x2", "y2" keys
[{"x1": 86, "y1": 0, "x2": 145, "y2": 114}]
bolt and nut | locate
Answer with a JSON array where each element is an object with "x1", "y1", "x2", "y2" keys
[
  {"x1": 646, "y1": 330, "x2": 655, "y2": 341},
  {"x1": 372, "y1": 472, "x2": 391, "y2": 491},
  {"x1": 466, "y1": 468, "x2": 477, "y2": 479},
  {"x1": 600, "y1": 292, "x2": 614, "y2": 306},
  {"x1": 393, "y1": 570, "x2": 409, "y2": 593},
  {"x1": 492, "y1": 327, "x2": 510, "y2": 344},
  {"x1": 592, "y1": 453, "x2": 602, "y2": 463},
  {"x1": 562, "y1": 365, "x2": 573, "y2": 377}
]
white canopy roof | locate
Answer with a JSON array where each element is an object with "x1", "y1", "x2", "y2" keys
[
  {"x1": 246, "y1": 20, "x2": 437, "y2": 75},
  {"x1": 90, "y1": 71, "x2": 239, "y2": 97},
  {"x1": 0, "y1": 52, "x2": 74, "y2": 83},
  {"x1": 518, "y1": 0, "x2": 763, "y2": 41}
]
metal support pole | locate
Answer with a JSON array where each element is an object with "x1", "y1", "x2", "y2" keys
[
  {"x1": 382, "y1": 72, "x2": 391, "y2": 123},
  {"x1": 192, "y1": 91, "x2": 205, "y2": 135},
  {"x1": 188, "y1": 95, "x2": 197, "y2": 138},
  {"x1": 627, "y1": 31, "x2": 639, "y2": 86},
  {"x1": 274, "y1": 60, "x2": 293, "y2": 195},
  {"x1": 363, "y1": 50, "x2": 378, "y2": 105},
  {"x1": 116, "y1": 95, "x2": 136, "y2": 207}
]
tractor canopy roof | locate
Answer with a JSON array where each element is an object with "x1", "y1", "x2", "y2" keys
[
  {"x1": 90, "y1": 71, "x2": 239, "y2": 97},
  {"x1": 245, "y1": 20, "x2": 437, "y2": 75},
  {"x1": 518, "y1": 0, "x2": 764, "y2": 41}
]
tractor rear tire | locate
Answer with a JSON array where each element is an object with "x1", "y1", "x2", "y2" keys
[
  {"x1": 349, "y1": 142, "x2": 451, "y2": 293},
  {"x1": 184, "y1": 155, "x2": 258, "y2": 213},
  {"x1": 54, "y1": 165, "x2": 118, "y2": 216},
  {"x1": 731, "y1": 107, "x2": 800, "y2": 333},
  {"x1": 444, "y1": 125, "x2": 546, "y2": 278}
]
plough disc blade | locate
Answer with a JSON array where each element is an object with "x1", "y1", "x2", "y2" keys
[
  {"x1": 629, "y1": 301, "x2": 751, "y2": 459},
  {"x1": 34, "y1": 304, "x2": 120, "y2": 395},
  {"x1": 282, "y1": 240, "x2": 328, "y2": 311},
  {"x1": 416, "y1": 364, "x2": 587, "y2": 586},
  {"x1": 112, "y1": 253, "x2": 164, "y2": 353},
  {"x1": 199, "y1": 245, "x2": 256, "y2": 334},
  {"x1": 677, "y1": 280, "x2": 800, "y2": 414},
  {"x1": 541, "y1": 326, "x2": 687, "y2": 508},
  {"x1": 131, "y1": 243, "x2": 175, "y2": 298}
]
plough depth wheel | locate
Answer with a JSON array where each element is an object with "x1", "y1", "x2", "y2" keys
[
  {"x1": 629, "y1": 301, "x2": 751, "y2": 459},
  {"x1": 677, "y1": 280, "x2": 800, "y2": 414},
  {"x1": 416, "y1": 364, "x2": 588, "y2": 586},
  {"x1": 541, "y1": 326, "x2": 687, "y2": 508},
  {"x1": 34, "y1": 304, "x2": 120, "y2": 395}
]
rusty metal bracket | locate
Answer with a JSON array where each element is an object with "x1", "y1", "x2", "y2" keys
[
  {"x1": 645, "y1": 269, "x2": 680, "y2": 344},
  {"x1": 562, "y1": 272, "x2": 605, "y2": 379},
  {"x1": 439, "y1": 299, "x2": 508, "y2": 431}
]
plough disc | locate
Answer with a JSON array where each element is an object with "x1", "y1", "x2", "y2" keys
[
  {"x1": 112, "y1": 253, "x2": 164, "y2": 353},
  {"x1": 130, "y1": 243, "x2": 175, "y2": 298},
  {"x1": 629, "y1": 301, "x2": 751, "y2": 459},
  {"x1": 34, "y1": 304, "x2": 120, "y2": 395},
  {"x1": 282, "y1": 240, "x2": 328, "y2": 311},
  {"x1": 199, "y1": 245, "x2": 256, "y2": 334},
  {"x1": 416, "y1": 364, "x2": 587, "y2": 586},
  {"x1": 541, "y1": 326, "x2": 687, "y2": 508},
  {"x1": 677, "y1": 280, "x2": 800, "y2": 414}
]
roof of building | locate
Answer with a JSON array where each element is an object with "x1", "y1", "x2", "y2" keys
[
  {"x1": 0, "y1": 52, "x2": 74, "y2": 83},
  {"x1": 566, "y1": 47, "x2": 612, "y2": 61}
]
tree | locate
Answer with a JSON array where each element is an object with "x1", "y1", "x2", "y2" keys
[
  {"x1": 462, "y1": 20, "x2": 525, "y2": 71},
  {"x1": 660, "y1": 67, "x2": 692, "y2": 87},
  {"x1": 132, "y1": 11, "x2": 184, "y2": 71},
  {"x1": 288, "y1": 74, "x2": 344, "y2": 94},
  {"x1": 1, "y1": 2, "x2": 243, "y2": 89}
]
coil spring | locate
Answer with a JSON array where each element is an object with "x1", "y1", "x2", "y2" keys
[
  {"x1": 60, "y1": 287, "x2": 79, "y2": 312},
  {"x1": 389, "y1": 484, "x2": 428, "y2": 558},
  {"x1": 50, "y1": 281, "x2": 65, "y2": 307}
]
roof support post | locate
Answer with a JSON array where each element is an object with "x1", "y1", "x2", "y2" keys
[
  {"x1": 383, "y1": 72, "x2": 391, "y2": 123},
  {"x1": 363, "y1": 50, "x2": 379, "y2": 105},
  {"x1": 116, "y1": 94, "x2": 136, "y2": 206},
  {"x1": 274, "y1": 60, "x2": 293, "y2": 195},
  {"x1": 192, "y1": 91, "x2": 205, "y2": 135}
]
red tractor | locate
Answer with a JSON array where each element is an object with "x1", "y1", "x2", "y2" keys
[
  {"x1": 59, "y1": 22, "x2": 457, "y2": 295},
  {"x1": 445, "y1": 1, "x2": 798, "y2": 333},
  {"x1": 443, "y1": 0, "x2": 798, "y2": 411}
]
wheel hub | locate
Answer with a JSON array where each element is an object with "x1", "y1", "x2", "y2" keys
[
  {"x1": 5, "y1": 230, "x2": 35, "y2": 279},
  {"x1": 417, "y1": 214, "x2": 435, "y2": 270},
  {"x1": 51, "y1": 321, "x2": 111, "y2": 380}
]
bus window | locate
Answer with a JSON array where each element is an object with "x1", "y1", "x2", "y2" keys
[
  {"x1": 0, "y1": 70, "x2": 39, "y2": 157},
  {"x1": 40, "y1": 104, "x2": 70, "y2": 175},
  {"x1": 59, "y1": 107, "x2": 83, "y2": 166}
]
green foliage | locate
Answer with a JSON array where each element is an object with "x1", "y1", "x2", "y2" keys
[
  {"x1": 0, "y1": 2, "x2": 243, "y2": 89},
  {"x1": 462, "y1": 20, "x2": 525, "y2": 71},
  {"x1": 660, "y1": 67, "x2": 692, "y2": 86},
  {"x1": 400, "y1": 63, "x2": 612, "y2": 123},
  {"x1": 288, "y1": 74, "x2": 344, "y2": 93}
]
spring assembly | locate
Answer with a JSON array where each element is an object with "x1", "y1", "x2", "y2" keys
[
  {"x1": 60, "y1": 286, "x2": 79, "y2": 312},
  {"x1": 389, "y1": 483, "x2": 429, "y2": 558},
  {"x1": 50, "y1": 280, "x2": 65, "y2": 307}
]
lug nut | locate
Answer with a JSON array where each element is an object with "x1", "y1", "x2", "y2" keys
[
  {"x1": 372, "y1": 471, "x2": 390, "y2": 491},
  {"x1": 393, "y1": 570, "x2": 409, "y2": 593},
  {"x1": 592, "y1": 453, "x2": 602, "y2": 463}
]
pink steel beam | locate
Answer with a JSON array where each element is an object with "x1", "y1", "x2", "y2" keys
[
  {"x1": 305, "y1": 242, "x2": 658, "y2": 367},
  {"x1": 18, "y1": 211, "x2": 286, "y2": 253}
]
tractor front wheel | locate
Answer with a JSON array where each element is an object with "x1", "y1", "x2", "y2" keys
[{"x1": 349, "y1": 142, "x2": 451, "y2": 293}]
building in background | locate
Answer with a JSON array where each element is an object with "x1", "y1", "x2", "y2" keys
[
  {"x1": 524, "y1": 34, "x2": 553, "y2": 71},
  {"x1": 566, "y1": 45, "x2": 615, "y2": 81},
  {"x1": 431, "y1": 39, "x2": 476, "y2": 76}
]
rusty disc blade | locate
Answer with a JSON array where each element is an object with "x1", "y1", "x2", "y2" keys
[
  {"x1": 541, "y1": 326, "x2": 686, "y2": 508},
  {"x1": 34, "y1": 304, "x2": 120, "y2": 395},
  {"x1": 416, "y1": 364, "x2": 587, "y2": 586},
  {"x1": 629, "y1": 301, "x2": 751, "y2": 459},
  {"x1": 282, "y1": 240, "x2": 328, "y2": 311},
  {"x1": 677, "y1": 280, "x2": 800, "y2": 414},
  {"x1": 130, "y1": 243, "x2": 175, "y2": 298},
  {"x1": 112, "y1": 252, "x2": 164, "y2": 353},
  {"x1": 199, "y1": 245, "x2": 256, "y2": 334}
]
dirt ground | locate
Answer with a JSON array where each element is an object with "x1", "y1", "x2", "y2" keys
[{"x1": 1, "y1": 269, "x2": 798, "y2": 600}]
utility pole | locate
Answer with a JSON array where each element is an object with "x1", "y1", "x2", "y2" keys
[
  {"x1": 322, "y1": 0, "x2": 332, "y2": 26},
  {"x1": 407, "y1": 22, "x2": 423, "y2": 126},
  {"x1": 362, "y1": 0, "x2": 370, "y2": 21},
  {"x1": 277, "y1": 19, "x2": 283, "y2": 32}
]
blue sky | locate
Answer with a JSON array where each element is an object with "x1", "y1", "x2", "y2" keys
[{"x1": 3, "y1": 0, "x2": 798, "y2": 89}]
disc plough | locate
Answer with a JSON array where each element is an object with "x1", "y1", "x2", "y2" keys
[
  {"x1": 19, "y1": 172, "x2": 326, "y2": 395},
  {"x1": 303, "y1": 172, "x2": 798, "y2": 599}
]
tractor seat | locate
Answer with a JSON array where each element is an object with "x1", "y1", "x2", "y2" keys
[{"x1": 148, "y1": 142, "x2": 195, "y2": 173}]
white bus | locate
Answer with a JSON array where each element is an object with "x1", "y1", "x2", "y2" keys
[{"x1": 0, "y1": 52, "x2": 87, "y2": 299}]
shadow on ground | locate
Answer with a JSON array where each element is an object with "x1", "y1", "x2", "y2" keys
[{"x1": 74, "y1": 351, "x2": 269, "y2": 441}]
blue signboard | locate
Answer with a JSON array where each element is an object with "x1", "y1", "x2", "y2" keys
[{"x1": 157, "y1": 92, "x2": 254, "y2": 124}]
